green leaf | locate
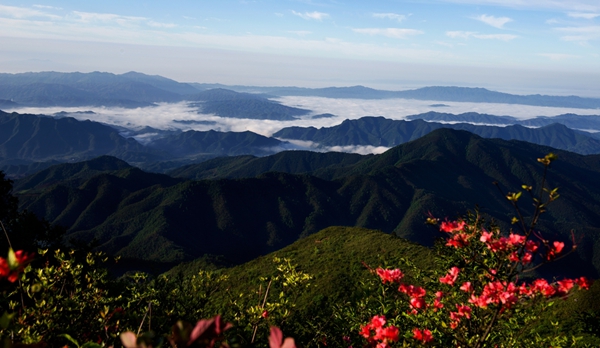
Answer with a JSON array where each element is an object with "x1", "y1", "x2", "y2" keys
[
  {"x1": 0, "y1": 311, "x2": 14, "y2": 330},
  {"x1": 7, "y1": 248, "x2": 17, "y2": 269},
  {"x1": 81, "y1": 343, "x2": 103, "y2": 348},
  {"x1": 59, "y1": 334, "x2": 81, "y2": 348}
]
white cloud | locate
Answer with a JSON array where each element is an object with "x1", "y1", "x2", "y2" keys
[
  {"x1": 372, "y1": 13, "x2": 407, "y2": 22},
  {"x1": 292, "y1": 11, "x2": 329, "y2": 21},
  {"x1": 0, "y1": 4, "x2": 60, "y2": 19},
  {"x1": 446, "y1": 31, "x2": 517, "y2": 41},
  {"x1": 474, "y1": 14, "x2": 513, "y2": 29},
  {"x1": 546, "y1": 18, "x2": 560, "y2": 24},
  {"x1": 147, "y1": 21, "x2": 177, "y2": 28},
  {"x1": 32, "y1": 4, "x2": 62, "y2": 10},
  {"x1": 568, "y1": 12, "x2": 600, "y2": 19},
  {"x1": 353, "y1": 28, "x2": 423, "y2": 39},
  {"x1": 538, "y1": 53, "x2": 580, "y2": 60},
  {"x1": 288, "y1": 30, "x2": 312, "y2": 36},
  {"x1": 557, "y1": 25, "x2": 600, "y2": 42},
  {"x1": 436, "y1": 0, "x2": 599, "y2": 12},
  {"x1": 71, "y1": 11, "x2": 147, "y2": 26}
]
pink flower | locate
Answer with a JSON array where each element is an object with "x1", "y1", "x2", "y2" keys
[
  {"x1": 439, "y1": 267, "x2": 460, "y2": 286},
  {"x1": 508, "y1": 233, "x2": 525, "y2": 246},
  {"x1": 460, "y1": 282, "x2": 472, "y2": 292},
  {"x1": 440, "y1": 220, "x2": 465, "y2": 233},
  {"x1": 370, "y1": 315, "x2": 386, "y2": 329},
  {"x1": 480, "y1": 230, "x2": 494, "y2": 243},
  {"x1": 269, "y1": 326, "x2": 296, "y2": 348},
  {"x1": 376, "y1": 268, "x2": 404, "y2": 284}
]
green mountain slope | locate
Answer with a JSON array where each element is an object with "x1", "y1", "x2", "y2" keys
[
  {"x1": 168, "y1": 151, "x2": 368, "y2": 180},
  {"x1": 15, "y1": 129, "x2": 600, "y2": 278},
  {"x1": 0, "y1": 111, "x2": 163, "y2": 162}
]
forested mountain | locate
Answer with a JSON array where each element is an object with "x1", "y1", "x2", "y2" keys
[
  {"x1": 0, "y1": 110, "x2": 159, "y2": 162},
  {"x1": 0, "y1": 111, "x2": 297, "y2": 177},
  {"x1": 14, "y1": 129, "x2": 600, "y2": 278},
  {"x1": 0, "y1": 71, "x2": 195, "y2": 107},
  {"x1": 145, "y1": 130, "x2": 289, "y2": 157},
  {"x1": 407, "y1": 111, "x2": 600, "y2": 131},
  {"x1": 187, "y1": 88, "x2": 310, "y2": 120},
  {"x1": 274, "y1": 116, "x2": 600, "y2": 154},
  {"x1": 168, "y1": 151, "x2": 368, "y2": 180}
]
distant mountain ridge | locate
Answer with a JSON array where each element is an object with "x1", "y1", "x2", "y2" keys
[
  {"x1": 274, "y1": 116, "x2": 600, "y2": 155},
  {"x1": 192, "y1": 83, "x2": 600, "y2": 109},
  {"x1": 1, "y1": 71, "x2": 598, "y2": 109},
  {"x1": 407, "y1": 111, "x2": 600, "y2": 131}
]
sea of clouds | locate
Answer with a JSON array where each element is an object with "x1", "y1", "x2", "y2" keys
[{"x1": 7, "y1": 97, "x2": 600, "y2": 155}]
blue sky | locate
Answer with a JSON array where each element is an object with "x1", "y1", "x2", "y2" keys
[{"x1": 0, "y1": 0, "x2": 599, "y2": 95}]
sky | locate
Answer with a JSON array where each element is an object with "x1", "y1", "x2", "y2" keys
[{"x1": 1, "y1": 0, "x2": 600, "y2": 96}]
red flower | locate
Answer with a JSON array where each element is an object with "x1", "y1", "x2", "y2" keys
[
  {"x1": 508, "y1": 233, "x2": 525, "y2": 247},
  {"x1": 575, "y1": 277, "x2": 591, "y2": 290},
  {"x1": 376, "y1": 268, "x2": 404, "y2": 284},
  {"x1": 440, "y1": 220, "x2": 465, "y2": 233},
  {"x1": 412, "y1": 328, "x2": 433, "y2": 343},
  {"x1": 439, "y1": 267, "x2": 460, "y2": 286}
]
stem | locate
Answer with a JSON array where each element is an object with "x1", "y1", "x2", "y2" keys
[
  {"x1": 474, "y1": 305, "x2": 502, "y2": 348},
  {"x1": 251, "y1": 279, "x2": 272, "y2": 344}
]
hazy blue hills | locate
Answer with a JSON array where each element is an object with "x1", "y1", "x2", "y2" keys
[
  {"x1": 13, "y1": 129, "x2": 600, "y2": 278},
  {"x1": 407, "y1": 111, "x2": 600, "y2": 131},
  {"x1": 188, "y1": 88, "x2": 310, "y2": 120},
  {"x1": 274, "y1": 116, "x2": 600, "y2": 155},
  {"x1": 4, "y1": 71, "x2": 598, "y2": 109},
  {"x1": 0, "y1": 99, "x2": 18, "y2": 108},
  {"x1": 0, "y1": 71, "x2": 195, "y2": 107},
  {"x1": 145, "y1": 130, "x2": 289, "y2": 157},
  {"x1": 191, "y1": 83, "x2": 600, "y2": 109}
]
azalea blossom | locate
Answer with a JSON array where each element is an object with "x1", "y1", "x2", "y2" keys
[
  {"x1": 440, "y1": 220, "x2": 465, "y2": 233},
  {"x1": 376, "y1": 268, "x2": 404, "y2": 284},
  {"x1": 412, "y1": 328, "x2": 433, "y2": 343}
]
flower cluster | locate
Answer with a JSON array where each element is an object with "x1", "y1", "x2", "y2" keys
[
  {"x1": 0, "y1": 249, "x2": 34, "y2": 283},
  {"x1": 361, "y1": 214, "x2": 592, "y2": 346},
  {"x1": 359, "y1": 315, "x2": 400, "y2": 347}
]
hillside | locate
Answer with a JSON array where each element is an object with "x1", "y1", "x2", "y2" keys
[
  {"x1": 14, "y1": 129, "x2": 600, "y2": 278},
  {"x1": 168, "y1": 151, "x2": 368, "y2": 180},
  {"x1": 0, "y1": 110, "x2": 162, "y2": 162}
]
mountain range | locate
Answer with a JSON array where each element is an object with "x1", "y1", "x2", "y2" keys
[
  {"x1": 274, "y1": 116, "x2": 600, "y2": 154},
  {"x1": 14, "y1": 129, "x2": 600, "y2": 279},
  {"x1": 2, "y1": 71, "x2": 600, "y2": 109},
  {"x1": 407, "y1": 111, "x2": 600, "y2": 133},
  {"x1": 192, "y1": 83, "x2": 600, "y2": 109},
  {"x1": 4, "y1": 109, "x2": 600, "y2": 178}
]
